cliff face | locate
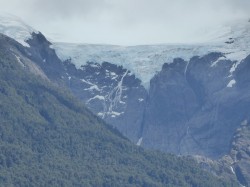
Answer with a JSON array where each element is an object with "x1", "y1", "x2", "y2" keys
[
  {"x1": 24, "y1": 32, "x2": 250, "y2": 161},
  {"x1": 143, "y1": 53, "x2": 250, "y2": 159}
]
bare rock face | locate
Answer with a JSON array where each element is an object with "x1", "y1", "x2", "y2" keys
[
  {"x1": 143, "y1": 53, "x2": 250, "y2": 159},
  {"x1": 142, "y1": 58, "x2": 200, "y2": 154},
  {"x1": 25, "y1": 32, "x2": 250, "y2": 161},
  {"x1": 24, "y1": 32, "x2": 148, "y2": 143},
  {"x1": 139, "y1": 53, "x2": 250, "y2": 185},
  {"x1": 63, "y1": 61, "x2": 148, "y2": 142}
]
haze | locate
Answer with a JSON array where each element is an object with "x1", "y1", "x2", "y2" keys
[{"x1": 1, "y1": 0, "x2": 249, "y2": 45}]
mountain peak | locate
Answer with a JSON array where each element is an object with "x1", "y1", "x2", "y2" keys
[{"x1": 0, "y1": 13, "x2": 37, "y2": 47}]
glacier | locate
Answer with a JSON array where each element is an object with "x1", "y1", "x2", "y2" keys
[
  {"x1": 52, "y1": 19, "x2": 250, "y2": 89},
  {"x1": 0, "y1": 13, "x2": 250, "y2": 89}
]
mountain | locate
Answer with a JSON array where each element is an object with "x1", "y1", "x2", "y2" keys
[
  {"x1": 52, "y1": 18, "x2": 250, "y2": 89},
  {"x1": 50, "y1": 19, "x2": 250, "y2": 156},
  {"x1": 0, "y1": 32, "x2": 237, "y2": 186},
  {"x1": 1, "y1": 13, "x2": 250, "y2": 185},
  {"x1": 51, "y1": 20, "x2": 250, "y2": 156}
]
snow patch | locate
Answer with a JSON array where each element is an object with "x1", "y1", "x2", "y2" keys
[
  {"x1": 119, "y1": 100, "x2": 126, "y2": 104},
  {"x1": 230, "y1": 166, "x2": 235, "y2": 175},
  {"x1": 87, "y1": 95, "x2": 105, "y2": 103},
  {"x1": 211, "y1": 56, "x2": 226, "y2": 67},
  {"x1": 110, "y1": 111, "x2": 123, "y2": 118},
  {"x1": 14, "y1": 55, "x2": 25, "y2": 67},
  {"x1": 81, "y1": 79, "x2": 95, "y2": 86},
  {"x1": 112, "y1": 111, "x2": 122, "y2": 116},
  {"x1": 136, "y1": 137, "x2": 143, "y2": 146},
  {"x1": 97, "y1": 112, "x2": 104, "y2": 117},
  {"x1": 227, "y1": 79, "x2": 236, "y2": 88},
  {"x1": 110, "y1": 72, "x2": 116, "y2": 76},
  {"x1": 105, "y1": 70, "x2": 128, "y2": 115},
  {"x1": 138, "y1": 98, "x2": 144, "y2": 102},
  {"x1": 230, "y1": 61, "x2": 241, "y2": 74},
  {"x1": 84, "y1": 85, "x2": 100, "y2": 92}
]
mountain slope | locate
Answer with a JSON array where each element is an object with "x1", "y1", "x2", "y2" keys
[
  {"x1": 0, "y1": 34, "x2": 237, "y2": 187},
  {"x1": 1, "y1": 14, "x2": 249, "y2": 154},
  {"x1": 49, "y1": 20, "x2": 250, "y2": 156},
  {"x1": 23, "y1": 27, "x2": 250, "y2": 159},
  {"x1": 1, "y1": 14, "x2": 250, "y2": 185}
]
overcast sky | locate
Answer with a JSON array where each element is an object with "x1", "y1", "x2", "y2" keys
[{"x1": 1, "y1": 0, "x2": 250, "y2": 45}]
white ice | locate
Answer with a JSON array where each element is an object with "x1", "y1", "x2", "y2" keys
[
  {"x1": 227, "y1": 79, "x2": 236, "y2": 88},
  {"x1": 53, "y1": 19, "x2": 250, "y2": 89}
]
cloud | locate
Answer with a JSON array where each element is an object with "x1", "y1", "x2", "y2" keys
[
  {"x1": 0, "y1": 0, "x2": 249, "y2": 45},
  {"x1": 29, "y1": 0, "x2": 108, "y2": 19}
]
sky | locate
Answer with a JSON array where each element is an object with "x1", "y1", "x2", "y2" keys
[{"x1": 0, "y1": 0, "x2": 250, "y2": 45}]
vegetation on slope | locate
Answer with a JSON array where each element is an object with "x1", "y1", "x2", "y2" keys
[{"x1": 0, "y1": 35, "x2": 238, "y2": 187}]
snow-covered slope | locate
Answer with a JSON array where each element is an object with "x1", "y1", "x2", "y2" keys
[
  {"x1": 0, "y1": 14, "x2": 249, "y2": 88},
  {"x1": 0, "y1": 14, "x2": 37, "y2": 47},
  {"x1": 52, "y1": 19, "x2": 250, "y2": 88}
]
